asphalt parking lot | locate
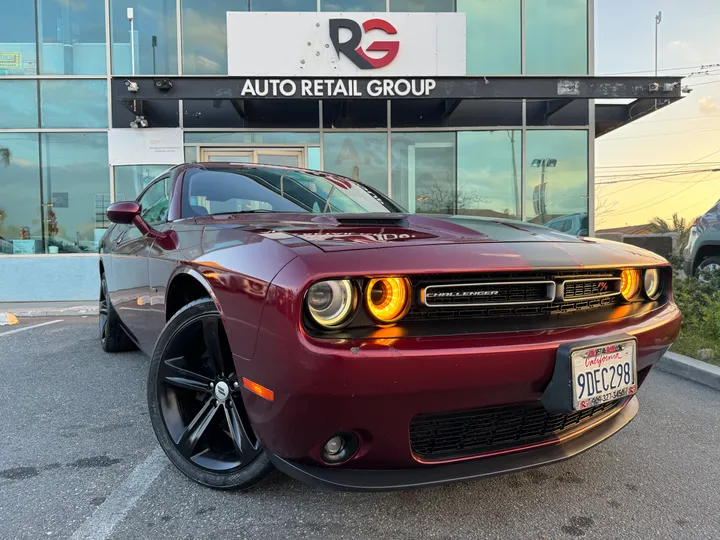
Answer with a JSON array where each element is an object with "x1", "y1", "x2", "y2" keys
[{"x1": 1, "y1": 318, "x2": 719, "y2": 540}]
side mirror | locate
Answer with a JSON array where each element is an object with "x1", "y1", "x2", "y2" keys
[{"x1": 107, "y1": 201, "x2": 141, "y2": 225}]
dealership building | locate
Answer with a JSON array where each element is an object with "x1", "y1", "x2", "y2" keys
[{"x1": 0, "y1": 0, "x2": 681, "y2": 302}]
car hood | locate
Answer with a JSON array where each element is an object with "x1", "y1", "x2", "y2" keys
[{"x1": 198, "y1": 213, "x2": 586, "y2": 252}]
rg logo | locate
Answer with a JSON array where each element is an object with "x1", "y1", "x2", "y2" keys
[{"x1": 329, "y1": 18, "x2": 400, "y2": 69}]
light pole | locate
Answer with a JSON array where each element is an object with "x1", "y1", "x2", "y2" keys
[
  {"x1": 531, "y1": 158, "x2": 557, "y2": 222},
  {"x1": 655, "y1": 11, "x2": 662, "y2": 77},
  {"x1": 127, "y1": 8, "x2": 136, "y2": 76}
]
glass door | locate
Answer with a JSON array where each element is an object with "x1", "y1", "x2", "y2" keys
[{"x1": 200, "y1": 148, "x2": 304, "y2": 167}]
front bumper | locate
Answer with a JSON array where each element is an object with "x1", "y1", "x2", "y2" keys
[
  {"x1": 241, "y1": 299, "x2": 679, "y2": 470},
  {"x1": 269, "y1": 397, "x2": 638, "y2": 491}
]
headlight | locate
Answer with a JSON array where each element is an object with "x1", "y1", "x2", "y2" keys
[
  {"x1": 644, "y1": 268, "x2": 662, "y2": 300},
  {"x1": 306, "y1": 279, "x2": 355, "y2": 328},
  {"x1": 365, "y1": 277, "x2": 411, "y2": 324},
  {"x1": 620, "y1": 269, "x2": 642, "y2": 301}
]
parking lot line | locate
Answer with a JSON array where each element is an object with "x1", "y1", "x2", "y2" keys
[
  {"x1": 0, "y1": 319, "x2": 63, "y2": 337},
  {"x1": 69, "y1": 447, "x2": 167, "y2": 540}
]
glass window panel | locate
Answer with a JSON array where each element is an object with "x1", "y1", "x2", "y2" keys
[
  {"x1": 184, "y1": 100, "x2": 319, "y2": 129},
  {"x1": 184, "y1": 132, "x2": 321, "y2": 145},
  {"x1": 390, "y1": 0, "x2": 453, "y2": 11},
  {"x1": 459, "y1": 0, "x2": 521, "y2": 75},
  {"x1": 308, "y1": 147, "x2": 321, "y2": 170},
  {"x1": 525, "y1": 130, "x2": 588, "y2": 227},
  {"x1": 322, "y1": 133, "x2": 388, "y2": 196},
  {"x1": 182, "y1": 0, "x2": 243, "y2": 75},
  {"x1": 184, "y1": 146, "x2": 198, "y2": 163},
  {"x1": 0, "y1": 81, "x2": 38, "y2": 129},
  {"x1": 321, "y1": 0, "x2": 385, "y2": 10},
  {"x1": 40, "y1": 80, "x2": 108, "y2": 128},
  {"x1": 251, "y1": 0, "x2": 316, "y2": 10},
  {"x1": 323, "y1": 100, "x2": 387, "y2": 129},
  {"x1": 457, "y1": 131, "x2": 521, "y2": 220},
  {"x1": 526, "y1": 0, "x2": 588, "y2": 75},
  {"x1": 139, "y1": 177, "x2": 171, "y2": 224},
  {"x1": 39, "y1": 0, "x2": 106, "y2": 75},
  {"x1": 526, "y1": 100, "x2": 589, "y2": 126},
  {"x1": 0, "y1": 1, "x2": 37, "y2": 75},
  {"x1": 41, "y1": 133, "x2": 110, "y2": 254},
  {"x1": 0, "y1": 134, "x2": 42, "y2": 255},
  {"x1": 111, "y1": 0, "x2": 178, "y2": 75},
  {"x1": 391, "y1": 132, "x2": 456, "y2": 214},
  {"x1": 114, "y1": 165, "x2": 172, "y2": 201}
]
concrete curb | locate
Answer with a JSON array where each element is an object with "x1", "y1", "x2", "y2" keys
[
  {"x1": 0, "y1": 306, "x2": 98, "y2": 318},
  {"x1": 656, "y1": 351, "x2": 720, "y2": 391}
]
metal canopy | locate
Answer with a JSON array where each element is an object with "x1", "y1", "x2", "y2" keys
[{"x1": 112, "y1": 75, "x2": 683, "y2": 101}]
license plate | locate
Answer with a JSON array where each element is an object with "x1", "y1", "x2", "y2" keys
[{"x1": 570, "y1": 339, "x2": 637, "y2": 410}]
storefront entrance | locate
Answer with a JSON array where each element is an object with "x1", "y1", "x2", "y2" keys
[{"x1": 199, "y1": 148, "x2": 305, "y2": 168}]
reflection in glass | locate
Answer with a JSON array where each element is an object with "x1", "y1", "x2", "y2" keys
[
  {"x1": 182, "y1": 0, "x2": 243, "y2": 75},
  {"x1": 459, "y1": 0, "x2": 521, "y2": 74},
  {"x1": 457, "y1": 131, "x2": 521, "y2": 219},
  {"x1": 0, "y1": 81, "x2": 38, "y2": 129},
  {"x1": 184, "y1": 132, "x2": 321, "y2": 145},
  {"x1": 111, "y1": 0, "x2": 177, "y2": 74},
  {"x1": 115, "y1": 165, "x2": 171, "y2": 202},
  {"x1": 391, "y1": 133, "x2": 456, "y2": 214},
  {"x1": 524, "y1": 130, "x2": 588, "y2": 228},
  {"x1": 0, "y1": 135, "x2": 41, "y2": 255},
  {"x1": 526, "y1": 0, "x2": 588, "y2": 74},
  {"x1": 390, "y1": 0, "x2": 454, "y2": 11},
  {"x1": 0, "y1": 0, "x2": 37, "y2": 75},
  {"x1": 251, "y1": 0, "x2": 316, "y2": 10},
  {"x1": 184, "y1": 146, "x2": 198, "y2": 163},
  {"x1": 41, "y1": 133, "x2": 110, "y2": 254},
  {"x1": 39, "y1": 0, "x2": 106, "y2": 75},
  {"x1": 323, "y1": 133, "x2": 389, "y2": 196},
  {"x1": 40, "y1": 80, "x2": 108, "y2": 128},
  {"x1": 321, "y1": 0, "x2": 385, "y2": 10}
]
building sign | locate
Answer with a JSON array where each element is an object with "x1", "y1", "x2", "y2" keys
[
  {"x1": 108, "y1": 128, "x2": 184, "y2": 166},
  {"x1": 227, "y1": 12, "x2": 466, "y2": 77},
  {"x1": 237, "y1": 77, "x2": 437, "y2": 98},
  {"x1": 0, "y1": 53, "x2": 21, "y2": 69}
]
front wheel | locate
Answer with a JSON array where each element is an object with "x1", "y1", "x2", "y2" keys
[{"x1": 147, "y1": 298, "x2": 273, "y2": 490}]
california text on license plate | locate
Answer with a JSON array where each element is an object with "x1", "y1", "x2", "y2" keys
[{"x1": 571, "y1": 340, "x2": 637, "y2": 410}]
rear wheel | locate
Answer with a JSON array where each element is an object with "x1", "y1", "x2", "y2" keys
[
  {"x1": 147, "y1": 298, "x2": 273, "y2": 490},
  {"x1": 696, "y1": 256, "x2": 720, "y2": 281},
  {"x1": 99, "y1": 274, "x2": 137, "y2": 353}
]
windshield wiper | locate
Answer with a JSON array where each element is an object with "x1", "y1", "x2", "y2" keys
[{"x1": 207, "y1": 210, "x2": 303, "y2": 216}]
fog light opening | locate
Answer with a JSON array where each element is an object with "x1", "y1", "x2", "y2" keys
[{"x1": 320, "y1": 432, "x2": 359, "y2": 464}]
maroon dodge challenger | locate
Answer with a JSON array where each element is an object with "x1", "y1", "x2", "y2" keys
[{"x1": 99, "y1": 162, "x2": 681, "y2": 491}]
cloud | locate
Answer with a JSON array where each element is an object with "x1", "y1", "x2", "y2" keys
[{"x1": 699, "y1": 96, "x2": 718, "y2": 115}]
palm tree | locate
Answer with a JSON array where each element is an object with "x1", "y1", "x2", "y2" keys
[
  {"x1": 0, "y1": 147, "x2": 10, "y2": 167},
  {"x1": 649, "y1": 213, "x2": 691, "y2": 253}
]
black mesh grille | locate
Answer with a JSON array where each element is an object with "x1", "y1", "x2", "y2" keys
[
  {"x1": 409, "y1": 400, "x2": 621, "y2": 460},
  {"x1": 563, "y1": 279, "x2": 620, "y2": 300},
  {"x1": 424, "y1": 282, "x2": 550, "y2": 306}
]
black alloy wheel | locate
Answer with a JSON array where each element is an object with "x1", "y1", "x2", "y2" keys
[
  {"x1": 148, "y1": 298, "x2": 273, "y2": 490},
  {"x1": 99, "y1": 274, "x2": 136, "y2": 353}
]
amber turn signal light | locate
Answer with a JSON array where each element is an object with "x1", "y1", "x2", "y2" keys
[
  {"x1": 365, "y1": 277, "x2": 411, "y2": 324},
  {"x1": 242, "y1": 377, "x2": 275, "y2": 402},
  {"x1": 620, "y1": 269, "x2": 642, "y2": 301}
]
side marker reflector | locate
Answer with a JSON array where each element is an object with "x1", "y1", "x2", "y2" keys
[{"x1": 242, "y1": 377, "x2": 275, "y2": 402}]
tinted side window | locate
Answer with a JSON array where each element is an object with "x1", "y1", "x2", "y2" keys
[{"x1": 139, "y1": 177, "x2": 170, "y2": 225}]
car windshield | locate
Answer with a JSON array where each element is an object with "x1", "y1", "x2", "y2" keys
[{"x1": 183, "y1": 166, "x2": 402, "y2": 217}]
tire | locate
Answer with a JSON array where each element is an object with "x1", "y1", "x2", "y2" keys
[
  {"x1": 99, "y1": 274, "x2": 137, "y2": 353},
  {"x1": 695, "y1": 256, "x2": 720, "y2": 279},
  {"x1": 147, "y1": 298, "x2": 274, "y2": 490}
]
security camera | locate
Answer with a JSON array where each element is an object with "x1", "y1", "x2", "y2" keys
[
  {"x1": 125, "y1": 80, "x2": 139, "y2": 93},
  {"x1": 130, "y1": 116, "x2": 149, "y2": 128},
  {"x1": 663, "y1": 82, "x2": 679, "y2": 92},
  {"x1": 154, "y1": 78, "x2": 173, "y2": 91},
  {"x1": 648, "y1": 82, "x2": 660, "y2": 92}
]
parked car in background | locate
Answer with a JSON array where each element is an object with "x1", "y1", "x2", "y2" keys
[
  {"x1": 544, "y1": 213, "x2": 589, "y2": 236},
  {"x1": 684, "y1": 200, "x2": 720, "y2": 277},
  {"x1": 99, "y1": 163, "x2": 680, "y2": 492}
]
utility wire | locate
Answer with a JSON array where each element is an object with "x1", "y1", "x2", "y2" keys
[{"x1": 596, "y1": 168, "x2": 720, "y2": 185}]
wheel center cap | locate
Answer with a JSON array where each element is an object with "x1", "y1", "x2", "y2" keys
[{"x1": 214, "y1": 381, "x2": 230, "y2": 402}]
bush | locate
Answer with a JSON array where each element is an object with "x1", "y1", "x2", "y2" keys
[{"x1": 671, "y1": 269, "x2": 720, "y2": 365}]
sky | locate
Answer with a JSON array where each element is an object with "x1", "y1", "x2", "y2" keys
[{"x1": 594, "y1": 0, "x2": 720, "y2": 230}]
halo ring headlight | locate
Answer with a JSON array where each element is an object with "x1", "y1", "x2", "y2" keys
[
  {"x1": 306, "y1": 279, "x2": 355, "y2": 328},
  {"x1": 644, "y1": 268, "x2": 662, "y2": 300},
  {"x1": 365, "y1": 277, "x2": 411, "y2": 324},
  {"x1": 620, "y1": 269, "x2": 642, "y2": 301}
]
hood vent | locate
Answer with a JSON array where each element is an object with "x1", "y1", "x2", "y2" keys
[{"x1": 334, "y1": 215, "x2": 408, "y2": 227}]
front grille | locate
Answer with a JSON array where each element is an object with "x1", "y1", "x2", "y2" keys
[
  {"x1": 562, "y1": 278, "x2": 621, "y2": 300},
  {"x1": 410, "y1": 400, "x2": 621, "y2": 460},
  {"x1": 422, "y1": 281, "x2": 554, "y2": 307},
  {"x1": 409, "y1": 271, "x2": 620, "y2": 322}
]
